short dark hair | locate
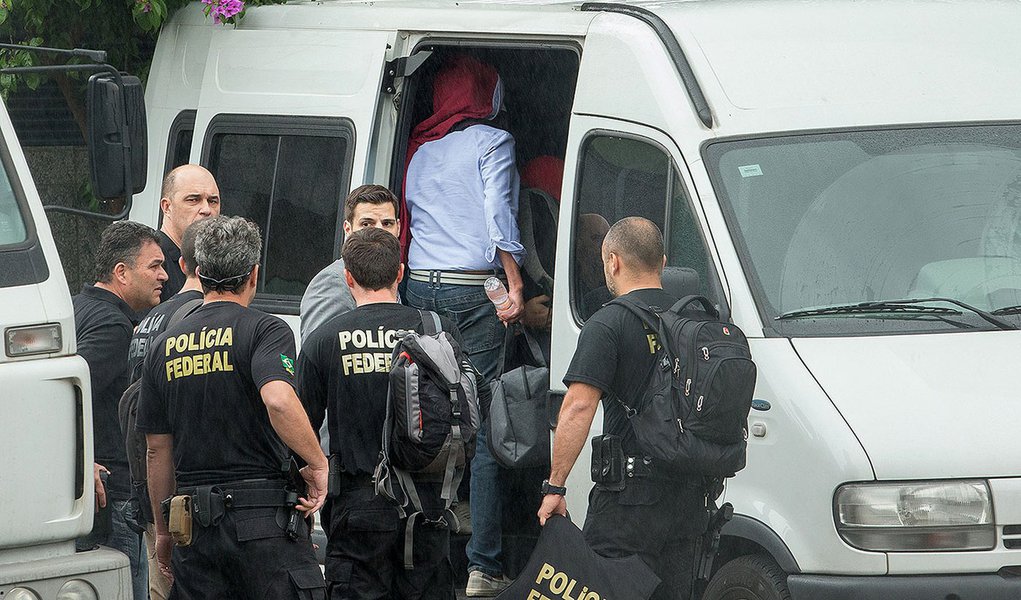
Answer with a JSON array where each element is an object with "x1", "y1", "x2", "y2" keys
[
  {"x1": 604, "y1": 216, "x2": 664, "y2": 273},
  {"x1": 342, "y1": 227, "x2": 401, "y2": 291},
  {"x1": 93, "y1": 221, "x2": 161, "y2": 283},
  {"x1": 343, "y1": 184, "x2": 400, "y2": 223},
  {"x1": 195, "y1": 216, "x2": 262, "y2": 294},
  {"x1": 180, "y1": 219, "x2": 208, "y2": 277}
]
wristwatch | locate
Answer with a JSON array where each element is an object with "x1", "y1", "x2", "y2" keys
[{"x1": 541, "y1": 479, "x2": 567, "y2": 496}]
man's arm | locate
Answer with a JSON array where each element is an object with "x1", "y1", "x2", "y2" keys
[
  {"x1": 497, "y1": 250, "x2": 525, "y2": 323},
  {"x1": 261, "y1": 380, "x2": 329, "y2": 514},
  {"x1": 537, "y1": 381, "x2": 603, "y2": 525},
  {"x1": 146, "y1": 433, "x2": 176, "y2": 584}
]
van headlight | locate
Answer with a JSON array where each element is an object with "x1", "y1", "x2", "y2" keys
[{"x1": 834, "y1": 480, "x2": 995, "y2": 551}]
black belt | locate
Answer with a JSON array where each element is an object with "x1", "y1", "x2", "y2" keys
[
  {"x1": 176, "y1": 479, "x2": 293, "y2": 527},
  {"x1": 625, "y1": 456, "x2": 694, "y2": 485}
]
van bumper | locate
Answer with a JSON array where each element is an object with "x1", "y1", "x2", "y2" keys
[{"x1": 788, "y1": 573, "x2": 1021, "y2": 599}]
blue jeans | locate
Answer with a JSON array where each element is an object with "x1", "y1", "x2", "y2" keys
[{"x1": 405, "y1": 280, "x2": 507, "y2": 576}]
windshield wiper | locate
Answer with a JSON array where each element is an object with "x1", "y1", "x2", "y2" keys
[
  {"x1": 776, "y1": 297, "x2": 1017, "y2": 330},
  {"x1": 991, "y1": 304, "x2": 1021, "y2": 316}
]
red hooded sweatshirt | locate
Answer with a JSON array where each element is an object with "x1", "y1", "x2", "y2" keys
[{"x1": 401, "y1": 55, "x2": 502, "y2": 257}]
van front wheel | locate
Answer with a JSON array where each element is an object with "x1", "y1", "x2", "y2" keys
[{"x1": 701, "y1": 554, "x2": 791, "y2": 600}]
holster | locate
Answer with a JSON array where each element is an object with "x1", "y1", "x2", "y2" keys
[{"x1": 590, "y1": 434, "x2": 625, "y2": 492}]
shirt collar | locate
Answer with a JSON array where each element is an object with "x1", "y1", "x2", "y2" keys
[{"x1": 80, "y1": 284, "x2": 140, "y2": 326}]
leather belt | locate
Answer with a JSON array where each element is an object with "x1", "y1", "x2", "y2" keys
[{"x1": 408, "y1": 269, "x2": 504, "y2": 286}]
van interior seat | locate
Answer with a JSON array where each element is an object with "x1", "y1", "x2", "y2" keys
[{"x1": 662, "y1": 265, "x2": 700, "y2": 300}]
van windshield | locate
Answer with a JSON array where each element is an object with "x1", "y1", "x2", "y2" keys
[
  {"x1": 0, "y1": 161, "x2": 27, "y2": 247},
  {"x1": 705, "y1": 124, "x2": 1021, "y2": 336}
]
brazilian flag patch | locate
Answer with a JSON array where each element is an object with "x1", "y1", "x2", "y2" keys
[{"x1": 280, "y1": 353, "x2": 295, "y2": 376}]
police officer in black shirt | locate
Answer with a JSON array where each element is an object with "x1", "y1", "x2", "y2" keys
[
  {"x1": 538, "y1": 217, "x2": 708, "y2": 600},
  {"x1": 138, "y1": 216, "x2": 328, "y2": 599},
  {"x1": 156, "y1": 164, "x2": 221, "y2": 302},
  {"x1": 297, "y1": 227, "x2": 457, "y2": 600},
  {"x1": 126, "y1": 219, "x2": 207, "y2": 600},
  {"x1": 74, "y1": 220, "x2": 168, "y2": 600}
]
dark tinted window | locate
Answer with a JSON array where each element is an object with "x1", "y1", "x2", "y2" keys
[
  {"x1": 573, "y1": 134, "x2": 713, "y2": 321},
  {"x1": 206, "y1": 118, "x2": 352, "y2": 305},
  {"x1": 0, "y1": 165, "x2": 27, "y2": 247},
  {"x1": 165, "y1": 110, "x2": 196, "y2": 176}
]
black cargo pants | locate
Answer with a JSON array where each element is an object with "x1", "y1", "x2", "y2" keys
[
  {"x1": 323, "y1": 474, "x2": 454, "y2": 600},
  {"x1": 583, "y1": 479, "x2": 708, "y2": 600},
  {"x1": 169, "y1": 504, "x2": 325, "y2": 600}
]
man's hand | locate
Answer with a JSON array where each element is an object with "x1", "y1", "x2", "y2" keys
[
  {"x1": 537, "y1": 493, "x2": 567, "y2": 526},
  {"x1": 155, "y1": 532, "x2": 174, "y2": 585},
  {"x1": 297, "y1": 462, "x2": 328, "y2": 515},
  {"x1": 497, "y1": 285, "x2": 525, "y2": 324},
  {"x1": 93, "y1": 463, "x2": 109, "y2": 512},
  {"x1": 521, "y1": 295, "x2": 552, "y2": 330}
]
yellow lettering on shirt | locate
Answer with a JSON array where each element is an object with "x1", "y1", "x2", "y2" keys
[{"x1": 162, "y1": 326, "x2": 236, "y2": 382}]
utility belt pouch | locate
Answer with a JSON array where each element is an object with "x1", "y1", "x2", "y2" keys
[
  {"x1": 167, "y1": 495, "x2": 193, "y2": 546},
  {"x1": 590, "y1": 434, "x2": 625, "y2": 492},
  {"x1": 328, "y1": 455, "x2": 344, "y2": 498}
]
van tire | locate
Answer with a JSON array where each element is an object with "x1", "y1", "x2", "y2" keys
[{"x1": 701, "y1": 554, "x2": 791, "y2": 600}]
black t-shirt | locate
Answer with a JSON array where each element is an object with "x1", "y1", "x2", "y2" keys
[
  {"x1": 297, "y1": 303, "x2": 459, "y2": 477},
  {"x1": 136, "y1": 301, "x2": 297, "y2": 487},
  {"x1": 564, "y1": 288, "x2": 677, "y2": 455},
  {"x1": 157, "y1": 231, "x2": 185, "y2": 303},
  {"x1": 73, "y1": 285, "x2": 139, "y2": 499},
  {"x1": 127, "y1": 289, "x2": 203, "y2": 382}
]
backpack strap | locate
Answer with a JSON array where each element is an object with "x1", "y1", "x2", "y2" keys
[
  {"x1": 419, "y1": 310, "x2": 442, "y2": 336},
  {"x1": 168, "y1": 297, "x2": 204, "y2": 328},
  {"x1": 672, "y1": 295, "x2": 719, "y2": 319}
]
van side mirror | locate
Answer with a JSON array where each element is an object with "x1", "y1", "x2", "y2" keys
[{"x1": 86, "y1": 73, "x2": 147, "y2": 200}]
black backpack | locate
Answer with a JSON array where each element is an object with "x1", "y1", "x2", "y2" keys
[
  {"x1": 374, "y1": 311, "x2": 480, "y2": 568},
  {"x1": 118, "y1": 297, "x2": 203, "y2": 525},
  {"x1": 611, "y1": 295, "x2": 756, "y2": 476}
]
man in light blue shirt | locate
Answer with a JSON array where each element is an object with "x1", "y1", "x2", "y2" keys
[{"x1": 403, "y1": 54, "x2": 524, "y2": 597}]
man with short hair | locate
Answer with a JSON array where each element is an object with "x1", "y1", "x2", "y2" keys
[
  {"x1": 299, "y1": 184, "x2": 400, "y2": 345},
  {"x1": 139, "y1": 216, "x2": 328, "y2": 598},
  {"x1": 157, "y1": 164, "x2": 221, "y2": 302},
  {"x1": 297, "y1": 227, "x2": 459, "y2": 600},
  {"x1": 537, "y1": 217, "x2": 709, "y2": 600},
  {"x1": 74, "y1": 220, "x2": 168, "y2": 599},
  {"x1": 126, "y1": 219, "x2": 208, "y2": 600}
]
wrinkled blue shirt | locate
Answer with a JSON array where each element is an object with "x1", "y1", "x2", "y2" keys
[{"x1": 406, "y1": 125, "x2": 524, "y2": 271}]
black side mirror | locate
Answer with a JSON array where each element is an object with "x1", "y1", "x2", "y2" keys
[{"x1": 86, "y1": 73, "x2": 147, "y2": 200}]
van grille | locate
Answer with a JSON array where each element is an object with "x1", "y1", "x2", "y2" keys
[{"x1": 1003, "y1": 525, "x2": 1021, "y2": 549}]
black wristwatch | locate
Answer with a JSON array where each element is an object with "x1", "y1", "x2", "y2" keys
[{"x1": 541, "y1": 479, "x2": 567, "y2": 496}]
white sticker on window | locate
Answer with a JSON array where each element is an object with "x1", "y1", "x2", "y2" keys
[{"x1": 739, "y1": 164, "x2": 763, "y2": 178}]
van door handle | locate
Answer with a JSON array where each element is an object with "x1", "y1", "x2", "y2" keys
[{"x1": 547, "y1": 390, "x2": 565, "y2": 430}]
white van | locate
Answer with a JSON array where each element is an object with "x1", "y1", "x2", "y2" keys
[
  {"x1": 137, "y1": 1, "x2": 1021, "y2": 597},
  {"x1": 0, "y1": 87, "x2": 132, "y2": 596}
]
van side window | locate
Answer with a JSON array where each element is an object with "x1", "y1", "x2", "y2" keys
[
  {"x1": 572, "y1": 134, "x2": 714, "y2": 321},
  {"x1": 164, "y1": 110, "x2": 196, "y2": 176},
  {"x1": 204, "y1": 116, "x2": 353, "y2": 309}
]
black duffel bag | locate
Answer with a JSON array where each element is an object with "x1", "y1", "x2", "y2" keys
[{"x1": 488, "y1": 326, "x2": 550, "y2": 469}]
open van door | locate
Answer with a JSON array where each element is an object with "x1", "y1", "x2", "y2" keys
[
  {"x1": 552, "y1": 10, "x2": 729, "y2": 524},
  {"x1": 190, "y1": 24, "x2": 395, "y2": 330}
]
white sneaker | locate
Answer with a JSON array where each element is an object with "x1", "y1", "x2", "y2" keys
[{"x1": 466, "y1": 570, "x2": 512, "y2": 597}]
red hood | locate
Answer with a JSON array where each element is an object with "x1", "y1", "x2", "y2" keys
[
  {"x1": 401, "y1": 55, "x2": 502, "y2": 255},
  {"x1": 521, "y1": 155, "x2": 565, "y2": 202}
]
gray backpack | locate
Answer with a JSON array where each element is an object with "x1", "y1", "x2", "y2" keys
[{"x1": 374, "y1": 311, "x2": 480, "y2": 568}]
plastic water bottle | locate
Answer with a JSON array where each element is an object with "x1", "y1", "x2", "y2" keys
[{"x1": 484, "y1": 276, "x2": 512, "y2": 310}]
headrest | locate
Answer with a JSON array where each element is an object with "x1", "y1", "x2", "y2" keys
[{"x1": 662, "y1": 266, "x2": 700, "y2": 299}]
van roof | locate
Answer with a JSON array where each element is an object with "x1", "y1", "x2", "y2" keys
[{"x1": 175, "y1": 0, "x2": 1021, "y2": 131}]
